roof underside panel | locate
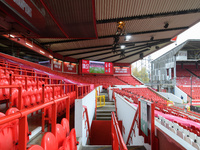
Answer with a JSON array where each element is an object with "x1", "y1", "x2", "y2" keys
[
  {"x1": 41, "y1": 0, "x2": 97, "y2": 38},
  {"x1": 96, "y1": 13, "x2": 200, "y2": 37},
  {"x1": 95, "y1": 0, "x2": 200, "y2": 20}
]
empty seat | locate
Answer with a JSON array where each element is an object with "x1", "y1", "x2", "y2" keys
[
  {"x1": 69, "y1": 128, "x2": 78, "y2": 150},
  {"x1": 0, "y1": 112, "x2": 13, "y2": 150},
  {"x1": 61, "y1": 118, "x2": 70, "y2": 136},
  {"x1": 6, "y1": 107, "x2": 19, "y2": 147},
  {"x1": 189, "y1": 132, "x2": 196, "y2": 141},
  {"x1": 193, "y1": 142, "x2": 200, "y2": 150},
  {"x1": 56, "y1": 124, "x2": 66, "y2": 147},
  {"x1": 62, "y1": 136, "x2": 71, "y2": 150},
  {"x1": 169, "y1": 127, "x2": 176, "y2": 134},
  {"x1": 28, "y1": 145, "x2": 44, "y2": 150},
  {"x1": 177, "y1": 130, "x2": 184, "y2": 139},
  {"x1": 41, "y1": 132, "x2": 58, "y2": 150},
  {"x1": 184, "y1": 136, "x2": 192, "y2": 144}
]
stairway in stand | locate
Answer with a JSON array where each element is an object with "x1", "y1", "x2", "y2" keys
[
  {"x1": 96, "y1": 89, "x2": 115, "y2": 120},
  {"x1": 96, "y1": 101, "x2": 115, "y2": 120}
]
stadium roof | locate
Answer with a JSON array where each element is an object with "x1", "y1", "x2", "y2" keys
[
  {"x1": 1, "y1": 0, "x2": 200, "y2": 64},
  {"x1": 152, "y1": 39, "x2": 200, "y2": 63}
]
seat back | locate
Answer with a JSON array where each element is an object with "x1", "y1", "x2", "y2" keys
[
  {"x1": 55, "y1": 124, "x2": 66, "y2": 147},
  {"x1": 28, "y1": 145, "x2": 44, "y2": 150},
  {"x1": 69, "y1": 128, "x2": 77, "y2": 150},
  {"x1": 62, "y1": 136, "x2": 71, "y2": 150},
  {"x1": 0, "y1": 112, "x2": 13, "y2": 150},
  {"x1": 41, "y1": 132, "x2": 58, "y2": 150},
  {"x1": 61, "y1": 118, "x2": 69, "y2": 136}
]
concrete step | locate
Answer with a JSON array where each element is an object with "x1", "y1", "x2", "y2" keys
[
  {"x1": 82, "y1": 145, "x2": 112, "y2": 150},
  {"x1": 97, "y1": 101, "x2": 114, "y2": 105},
  {"x1": 96, "y1": 109, "x2": 115, "y2": 113},
  {"x1": 127, "y1": 146, "x2": 146, "y2": 150},
  {"x1": 97, "y1": 105, "x2": 115, "y2": 110},
  {"x1": 96, "y1": 116, "x2": 111, "y2": 120},
  {"x1": 81, "y1": 145, "x2": 146, "y2": 150},
  {"x1": 96, "y1": 113, "x2": 111, "y2": 116}
]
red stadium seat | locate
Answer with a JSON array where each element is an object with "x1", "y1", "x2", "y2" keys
[
  {"x1": 55, "y1": 124, "x2": 66, "y2": 147},
  {"x1": 62, "y1": 136, "x2": 71, "y2": 150},
  {"x1": 69, "y1": 128, "x2": 78, "y2": 150},
  {"x1": 61, "y1": 118, "x2": 70, "y2": 136},
  {"x1": 28, "y1": 145, "x2": 44, "y2": 150},
  {"x1": 0, "y1": 112, "x2": 13, "y2": 150},
  {"x1": 41, "y1": 132, "x2": 58, "y2": 150}
]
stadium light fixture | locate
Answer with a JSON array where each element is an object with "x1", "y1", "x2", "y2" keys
[
  {"x1": 25, "y1": 42, "x2": 33, "y2": 47},
  {"x1": 120, "y1": 45, "x2": 125, "y2": 49},
  {"x1": 150, "y1": 36, "x2": 154, "y2": 41},
  {"x1": 9, "y1": 34, "x2": 15, "y2": 38},
  {"x1": 125, "y1": 35, "x2": 131, "y2": 41},
  {"x1": 40, "y1": 50, "x2": 45, "y2": 54},
  {"x1": 164, "y1": 22, "x2": 169, "y2": 29},
  {"x1": 49, "y1": 55, "x2": 53, "y2": 59},
  {"x1": 120, "y1": 50, "x2": 125, "y2": 58}
]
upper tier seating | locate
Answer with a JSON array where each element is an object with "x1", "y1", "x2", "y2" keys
[
  {"x1": 116, "y1": 75, "x2": 142, "y2": 85},
  {"x1": 114, "y1": 87, "x2": 167, "y2": 106},
  {"x1": 66, "y1": 74, "x2": 127, "y2": 89}
]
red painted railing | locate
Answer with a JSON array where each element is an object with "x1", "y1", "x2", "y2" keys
[
  {"x1": 111, "y1": 112, "x2": 127, "y2": 150},
  {"x1": 126, "y1": 107, "x2": 139, "y2": 145},
  {"x1": 0, "y1": 95, "x2": 69, "y2": 150},
  {"x1": 112, "y1": 89, "x2": 118, "y2": 119},
  {"x1": 76, "y1": 85, "x2": 90, "y2": 98},
  {"x1": 95, "y1": 95, "x2": 97, "y2": 120},
  {"x1": 83, "y1": 105, "x2": 91, "y2": 144}
]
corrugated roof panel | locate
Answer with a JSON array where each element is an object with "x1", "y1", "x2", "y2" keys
[
  {"x1": 58, "y1": 46, "x2": 111, "y2": 55},
  {"x1": 97, "y1": 13, "x2": 200, "y2": 36},
  {"x1": 50, "y1": 38, "x2": 112, "y2": 51},
  {"x1": 95, "y1": 0, "x2": 200, "y2": 20},
  {"x1": 68, "y1": 50, "x2": 108, "y2": 59}
]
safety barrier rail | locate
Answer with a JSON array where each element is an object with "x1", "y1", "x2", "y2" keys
[
  {"x1": 0, "y1": 95, "x2": 69, "y2": 150},
  {"x1": 112, "y1": 89, "x2": 118, "y2": 119},
  {"x1": 0, "y1": 85, "x2": 22, "y2": 108},
  {"x1": 0, "y1": 64, "x2": 36, "y2": 76},
  {"x1": 76, "y1": 84, "x2": 90, "y2": 98},
  {"x1": 10, "y1": 74, "x2": 63, "y2": 90},
  {"x1": 111, "y1": 112, "x2": 127, "y2": 150},
  {"x1": 41, "y1": 84, "x2": 74, "y2": 132}
]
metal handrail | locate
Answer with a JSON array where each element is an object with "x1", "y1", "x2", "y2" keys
[{"x1": 111, "y1": 112, "x2": 127, "y2": 150}]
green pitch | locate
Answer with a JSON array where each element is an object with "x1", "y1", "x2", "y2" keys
[
  {"x1": 89, "y1": 67, "x2": 105, "y2": 73},
  {"x1": 195, "y1": 105, "x2": 200, "y2": 108}
]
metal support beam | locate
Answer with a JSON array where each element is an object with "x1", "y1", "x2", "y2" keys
[
  {"x1": 41, "y1": 27, "x2": 187, "y2": 45},
  {"x1": 57, "y1": 38, "x2": 171, "y2": 53},
  {"x1": 112, "y1": 41, "x2": 169, "y2": 63},
  {"x1": 64, "y1": 42, "x2": 149, "y2": 56},
  {"x1": 78, "y1": 39, "x2": 170, "y2": 60}
]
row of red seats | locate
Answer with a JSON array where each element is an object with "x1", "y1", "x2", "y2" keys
[
  {"x1": 178, "y1": 86, "x2": 200, "y2": 99},
  {"x1": 116, "y1": 75, "x2": 142, "y2": 85},
  {"x1": 123, "y1": 88, "x2": 167, "y2": 105},
  {"x1": 63, "y1": 74, "x2": 127, "y2": 89},
  {"x1": 176, "y1": 77, "x2": 200, "y2": 86},
  {"x1": 114, "y1": 89, "x2": 139, "y2": 104},
  {"x1": 28, "y1": 119, "x2": 78, "y2": 150}
]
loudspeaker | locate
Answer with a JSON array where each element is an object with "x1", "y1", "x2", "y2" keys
[{"x1": 140, "y1": 53, "x2": 143, "y2": 59}]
